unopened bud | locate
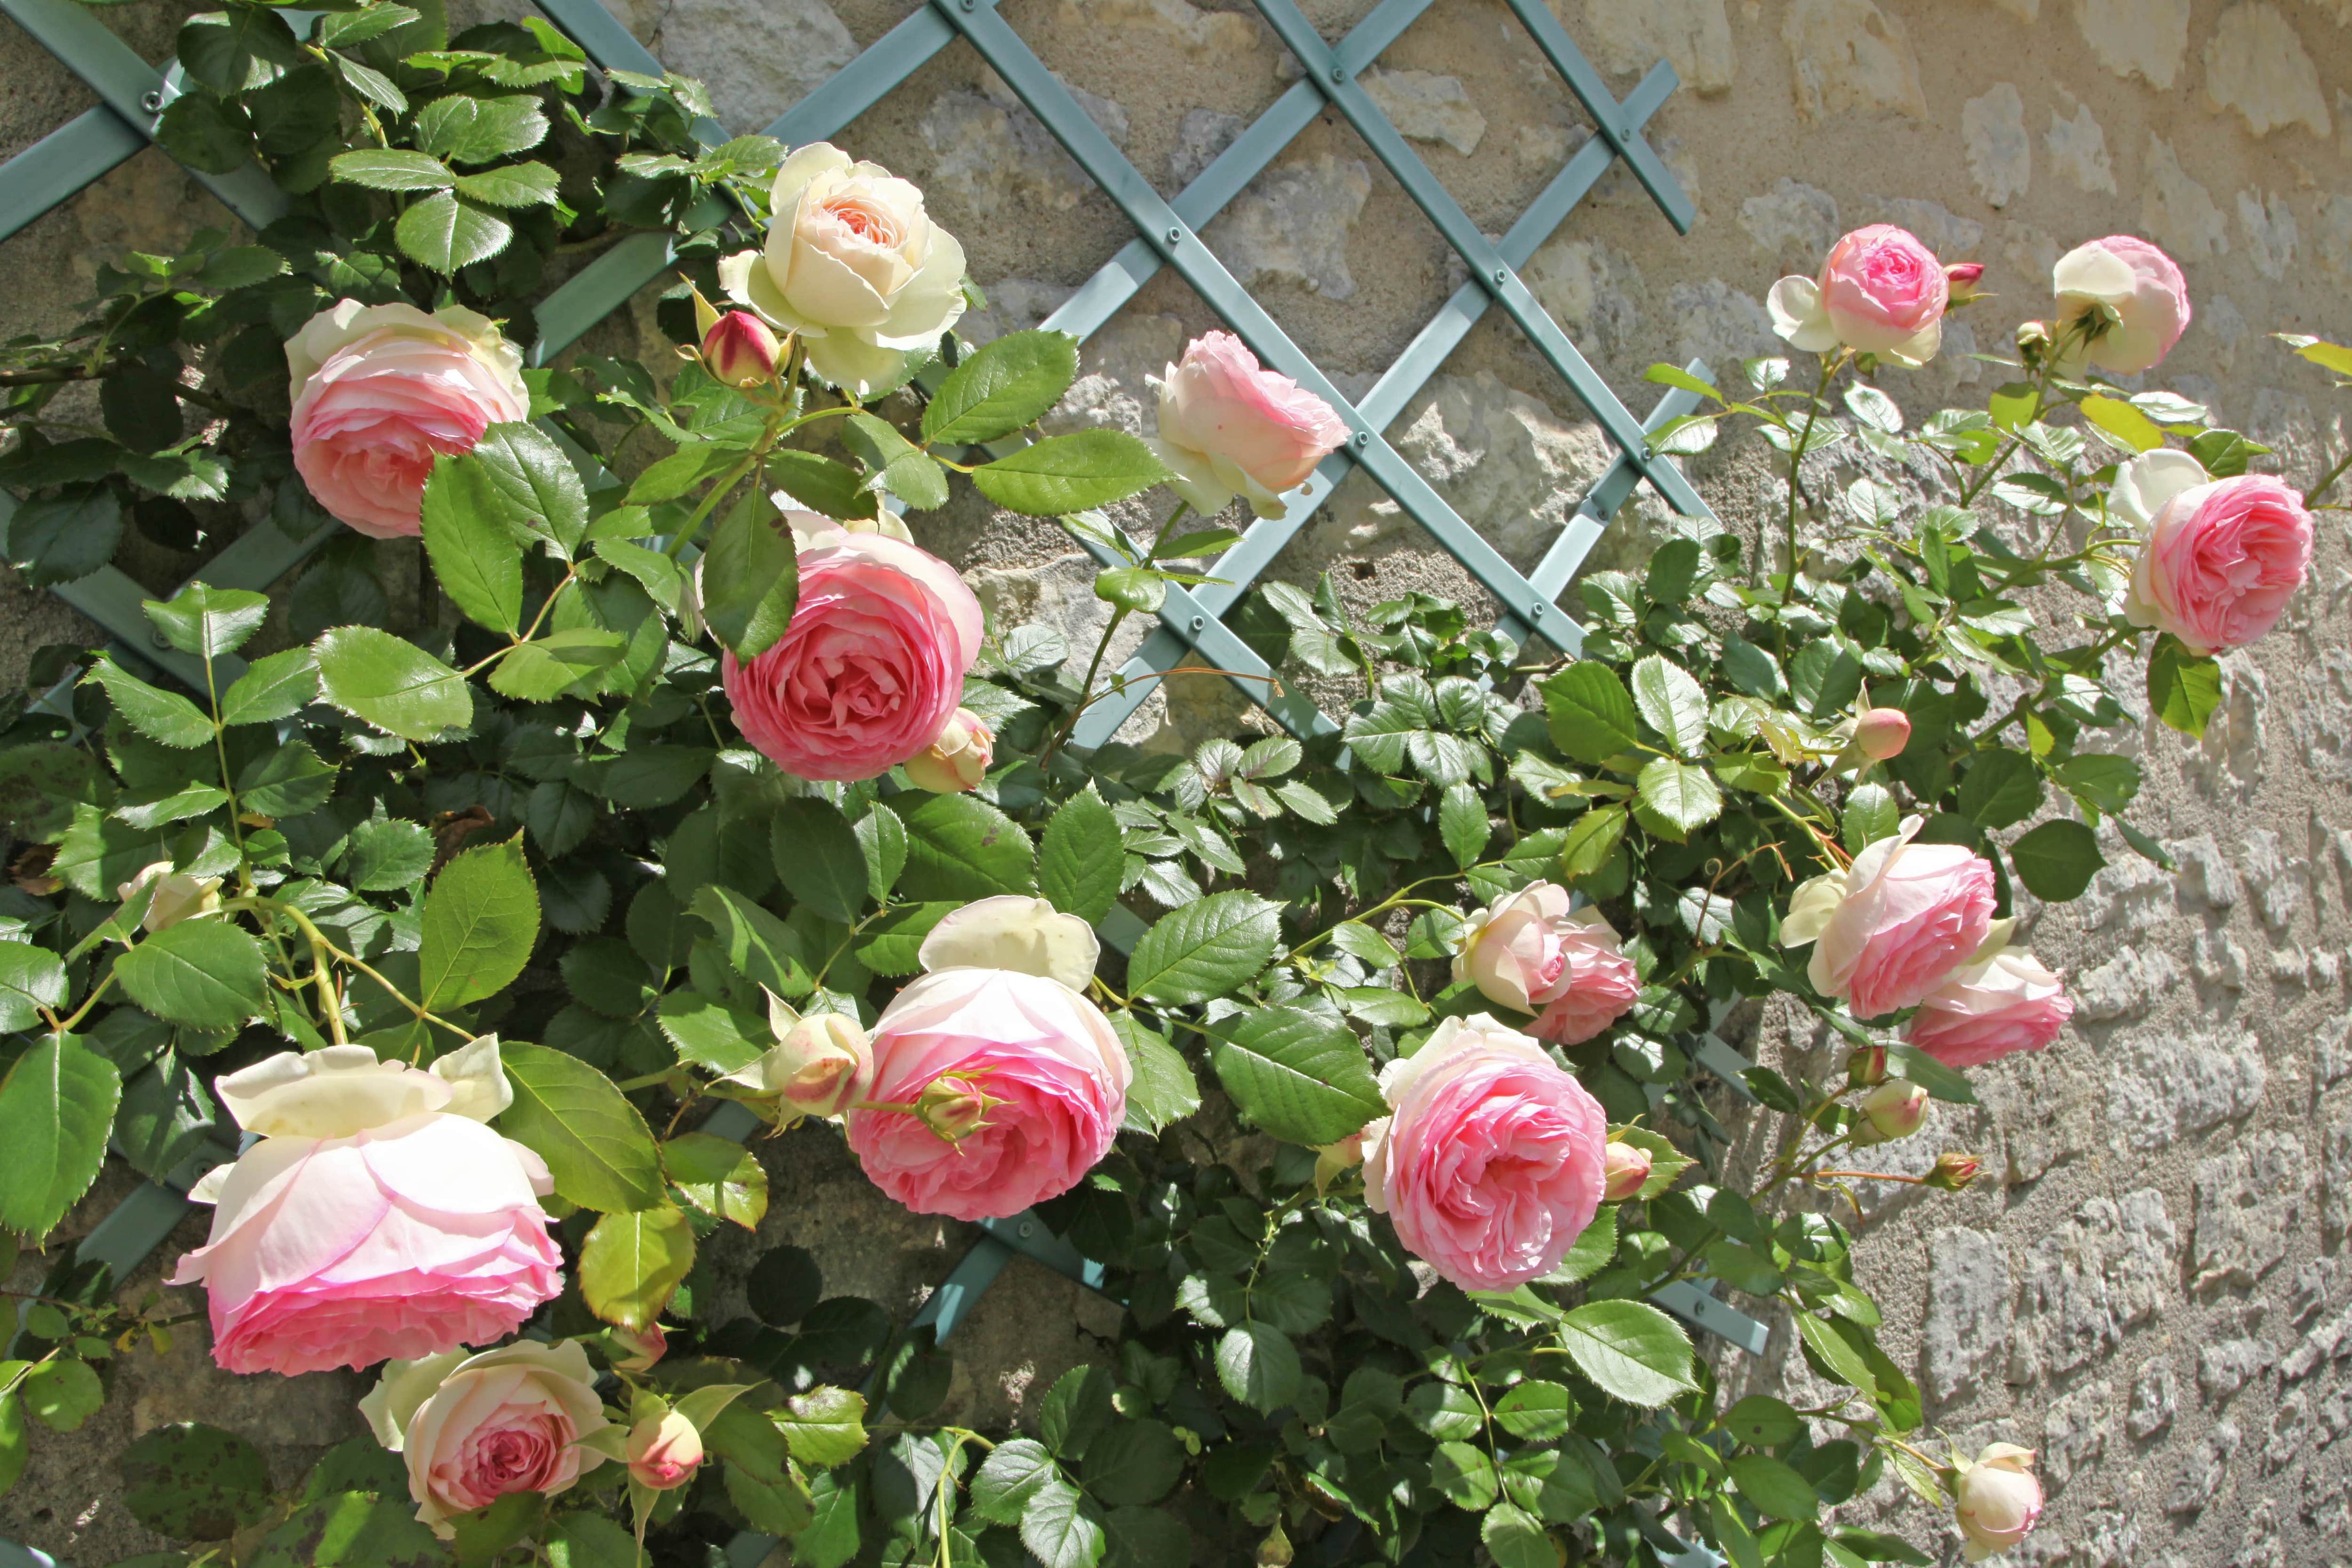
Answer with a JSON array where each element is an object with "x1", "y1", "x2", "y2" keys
[
  {"x1": 722, "y1": 1001, "x2": 872, "y2": 1119},
  {"x1": 1854, "y1": 707, "x2": 1911, "y2": 762},
  {"x1": 903, "y1": 708, "x2": 994, "y2": 795},
  {"x1": 1925, "y1": 1151, "x2": 1984, "y2": 1191},
  {"x1": 626, "y1": 1410, "x2": 703, "y2": 1491},
  {"x1": 1856, "y1": 1079, "x2": 1929, "y2": 1144},
  {"x1": 1846, "y1": 1044, "x2": 1888, "y2": 1089},
  {"x1": 118, "y1": 861, "x2": 222, "y2": 933},
  {"x1": 1312, "y1": 1131, "x2": 1364, "y2": 1194},
  {"x1": 610, "y1": 1323, "x2": 666, "y2": 1372},
  {"x1": 1943, "y1": 262, "x2": 1986, "y2": 306},
  {"x1": 915, "y1": 1075, "x2": 993, "y2": 1143},
  {"x1": 700, "y1": 310, "x2": 782, "y2": 389},
  {"x1": 2014, "y1": 318, "x2": 2053, "y2": 364},
  {"x1": 1602, "y1": 1140, "x2": 1653, "y2": 1202}
]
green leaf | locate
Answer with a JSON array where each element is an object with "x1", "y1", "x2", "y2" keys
[
  {"x1": 7, "y1": 487, "x2": 124, "y2": 586},
  {"x1": 23, "y1": 1360, "x2": 102, "y2": 1433},
  {"x1": 842, "y1": 413, "x2": 947, "y2": 511},
  {"x1": 1492, "y1": 1381, "x2": 1575, "y2": 1441},
  {"x1": 500, "y1": 1040, "x2": 666, "y2": 1211},
  {"x1": 898, "y1": 793, "x2": 1035, "y2": 901},
  {"x1": 1093, "y1": 565, "x2": 1168, "y2": 614},
  {"x1": 1792, "y1": 1311, "x2": 1878, "y2": 1395},
  {"x1": 84, "y1": 659, "x2": 214, "y2": 749},
  {"x1": 664, "y1": 1131, "x2": 767, "y2": 1227},
  {"x1": 1208, "y1": 1006, "x2": 1382, "y2": 1146},
  {"x1": 768, "y1": 799, "x2": 867, "y2": 924},
  {"x1": 970, "y1": 1438, "x2": 1058, "y2": 1526},
  {"x1": 1431, "y1": 1442, "x2": 1498, "y2": 1510},
  {"x1": 1215, "y1": 1322, "x2": 1300, "y2": 1414},
  {"x1": 217, "y1": 648, "x2": 319, "y2": 726},
  {"x1": 328, "y1": 148, "x2": 453, "y2": 190},
  {"x1": 395, "y1": 191, "x2": 512, "y2": 273},
  {"x1": 1630, "y1": 654, "x2": 1708, "y2": 756},
  {"x1": 1885, "y1": 1042, "x2": 1979, "y2": 1105},
  {"x1": 2148, "y1": 636, "x2": 2222, "y2": 737},
  {"x1": 923, "y1": 330, "x2": 1081, "y2": 446},
  {"x1": 0, "y1": 1037, "x2": 119, "y2": 1238},
  {"x1": 419, "y1": 836, "x2": 539, "y2": 1011},
  {"x1": 855, "y1": 803, "x2": 906, "y2": 903},
  {"x1": 1081, "y1": 1419, "x2": 1184, "y2": 1506},
  {"x1": 154, "y1": 90, "x2": 251, "y2": 174},
  {"x1": 1129, "y1": 891, "x2": 1278, "y2": 1005},
  {"x1": 1541, "y1": 1206, "x2": 1618, "y2": 1286},
  {"x1": 453, "y1": 162, "x2": 561, "y2": 207},
  {"x1": 2008, "y1": 818, "x2": 2104, "y2": 901},
  {"x1": 1719, "y1": 632, "x2": 1786, "y2": 698},
  {"x1": 691, "y1": 886, "x2": 814, "y2": 998},
  {"x1": 1557, "y1": 1300, "x2": 1696, "y2": 1407},
  {"x1": 414, "y1": 93, "x2": 548, "y2": 164},
  {"x1": 144, "y1": 583, "x2": 269, "y2": 660},
  {"x1": 1722, "y1": 1395, "x2": 1804, "y2": 1449},
  {"x1": 1632, "y1": 757, "x2": 1722, "y2": 841},
  {"x1": 580, "y1": 1204, "x2": 694, "y2": 1330},
  {"x1": 656, "y1": 992, "x2": 767, "y2": 1076},
  {"x1": 317, "y1": 6, "x2": 422, "y2": 46},
  {"x1": 1841, "y1": 782, "x2": 1899, "y2": 851},
  {"x1": 421, "y1": 460, "x2": 526, "y2": 635},
  {"x1": 701, "y1": 490, "x2": 798, "y2": 661},
  {"x1": 2052, "y1": 753, "x2": 2141, "y2": 812},
  {"x1": 1438, "y1": 781, "x2": 1489, "y2": 869},
  {"x1": 1481, "y1": 1504, "x2": 1554, "y2": 1568},
  {"x1": 343, "y1": 818, "x2": 435, "y2": 892},
  {"x1": 545, "y1": 1514, "x2": 641, "y2": 1568},
  {"x1": 774, "y1": 1386, "x2": 867, "y2": 1467},
  {"x1": 116, "y1": 921, "x2": 269, "y2": 1029},
  {"x1": 2079, "y1": 393, "x2": 2163, "y2": 453},
  {"x1": 1019, "y1": 1480, "x2": 1107, "y2": 1568},
  {"x1": 238, "y1": 740, "x2": 337, "y2": 818},
  {"x1": 1559, "y1": 804, "x2": 1628, "y2": 882},
  {"x1": 767, "y1": 450, "x2": 872, "y2": 520},
  {"x1": 315, "y1": 626, "x2": 472, "y2": 741},
  {"x1": 1729, "y1": 1454, "x2": 1820, "y2": 1522},
  {"x1": 1956, "y1": 748, "x2": 2042, "y2": 829},
  {"x1": 970, "y1": 430, "x2": 1169, "y2": 516},
  {"x1": 1039, "y1": 789, "x2": 1121, "y2": 924},
  {"x1": 1542, "y1": 663, "x2": 1640, "y2": 764},
  {"x1": 1710, "y1": 1495, "x2": 1766, "y2": 1568},
  {"x1": 119, "y1": 1423, "x2": 273, "y2": 1540},
  {"x1": 0, "y1": 941, "x2": 67, "y2": 1032},
  {"x1": 457, "y1": 423, "x2": 591, "y2": 555},
  {"x1": 1113, "y1": 1015, "x2": 1199, "y2": 1135},
  {"x1": 490, "y1": 629, "x2": 627, "y2": 702},
  {"x1": 178, "y1": 8, "x2": 300, "y2": 93}
]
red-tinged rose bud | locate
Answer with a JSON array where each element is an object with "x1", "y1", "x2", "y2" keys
[
  {"x1": 626, "y1": 1410, "x2": 703, "y2": 1491},
  {"x1": 915, "y1": 1076, "x2": 993, "y2": 1142},
  {"x1": 1847, "y1": 1044, "x2": 1889, "y2": 1088},
  {"x1": 611, "y1": 1323, "x2": 666, "y2": 1372},
  {"x1": 1925, "y1": 1152, "x2": 1984, "y2": 1190},
  {"x1": 1601, "y1": 1140, "x2": 1653, "y2": 1202},
  {"x1": 1943, "y1": 261, "x2": 1986, "y2": 306},
  {"x1": 903, "y1": 708, "x2": 994, "y2": 795},
  {"x1": 1854, "y1": 707, "x2": 1911, "y2": 762},
  {"x1": 702, "y1": 310, "x2": 781, "y2": 389},
  {"x1": 1856, "y1": 1079, "x2": 1929, "y2": 1144}
]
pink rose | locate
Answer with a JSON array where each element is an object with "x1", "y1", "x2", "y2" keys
[
  {"x1": 359, "y1": 1341, "x2": 610, "y2": 1533},
  {"x1": 286, "y1": 300, "x2": 528, "y2": 539},
  {"x1": 1781, "y1": 817, "x2": 1996, "y2": 1019},
  {"x1": 721, "y1": 518, "x2": 983, "y2": 782},
  {"x1": 2112, "y1": 450, "x2": 2312, "y2": 655},
  {"x1": 1955, "y1": 1444, "x2": 2043, "y2": 1561},
  {"x1": 1906, "y1": 944, "x2": 2073, "y2": 1069},
  {"x1": 845, "y1": 898, "x2": 1128, "y2": 1220},
  {"x1": 2052, "y1": 235, "x2": 2190, "y2": 375},
  {"x1": 1767, "y1": 225, "x2": 1949, "y2": 366},
  {"x1": 167, "y1": 1041, "x2": 562, "y2": 1376},
  {"x1": 1362, "y1": 1014, "x2": 1609, "y2": 1292},
  {"x1": 1148, "y1": 331, "x2": 1348, "y2": 518},
  {"x1": 626, "y1": 1411, "x2": 704, "y2": 1491},
  {"x1": 1453, "y1": 882, "x2": 1640, "y2": 1045}
]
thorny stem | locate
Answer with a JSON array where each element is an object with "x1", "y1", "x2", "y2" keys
[
  {"x1": 1777, "y1": 354, "x2": 1841, "y2": 587},
  {"x1": 226, "y1": 897, "x2": 475, "y2": 1043},
  {"x1": 1039, "y1": 501, "x2": 1193, "y2": 767}
]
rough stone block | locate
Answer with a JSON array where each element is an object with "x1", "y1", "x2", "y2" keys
[
  {"x1": 2106, "y1": 1027, "x2": 2265, "y2": 1150},
  {"x1": 1922, "y1": 1225, "x2": 2010, "y2": 1403},
  {"x1": 1962, "y1": 83, "x2": 2030, "y2": 208},
  {"x1": 2009, "y1": 1190, "x2": 2177, "y2": 1381},
  {"x1": 2202, "y1": 1, "x2": 2332, "y2": 139},
  {"x1": 2127, "y1": 1354, "x2": 2177, "y2": 1438},
  {"x1": 2074, "y1": 0, "x2": 2191, "y2": 89},
  {"x1": 2192, "y1": 1131, "x2": 2308, "y2": 1289},
  {"x1": 2044, "y1": 100, "x2": 2116, "y2": 194},
  {"x1": 1782, "y1": 0, "x2": 1927, "y2": 121}
]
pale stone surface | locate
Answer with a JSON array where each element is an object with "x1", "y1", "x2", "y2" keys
[
  {"x1": 1924, "y1": 1226, "x2": 2011, "y2": 1401},
  {"x1": 2239, "y1": 190, "x2": 2302, "y2": 282},
  {"x1": 2073, "y1": 0, "x2": 2192, "y2": 88},
  {"x1": 1783, "y1": 0, "x2": 1928, "y2": 121},
  {"x1": 1963, "y1": 83, "x2": 2032, "y2": 208},
  {"x1": 2192, "y1": 1132, "x2": 2308, "y2": 1289},
  {"x1": 1524, "y1": 238, "x2": 1644, "y2": 363},
  {"x1": 2042, "y1": 1378, "x2": 2112, "y2": 1488},
  {"x1": 2045, "y1": 100, "x2": 2118, "y2": 195},
  {"x1": 1202, "y1": 153, "x2": 1372, "y2": 300},
  {"x1": 1739, "y1": 176, "x2": 1842, "y2": 269},
  {"x1": 2203, "y1": 2, "x2": 2333, "y2": 141},
  {"x1": 645, "y1": 0, "x2": 856, "y2": 134},
  {"x1": 2141, "y1": 134, "x2": 2232, "y2": 261},
  {"x1": 2076, "y1": 945, "x2": 2183, "y2": 1020},
  {"x1": 1168, "y1": 107, "x2": 1243, "y2": 189},
  {"x1": 1361, "y1": 68, "x2": 1486, "y2": 158},
  {"x1": 2106, "y1": 1027, "x2": 2266, "y2": 1149},
  {"x1": 2130, "y1": 1355, "x2": 2180, "y2": 1438},
  {"x1": 2009, "y1": 1190, "x2": 2179, "y2": 1381},
  {"x1": 1571, "y1": 0, "x2": 1737, "y2": 95},
  {"x1": 918, "y1": 72, "x2": 1130, "y2": 225}
]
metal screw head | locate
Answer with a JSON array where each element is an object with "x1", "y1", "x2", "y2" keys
[
  {"x1": 1529, "y1": 602, "x2": 1546, "y2": 620},
  {"x1": 1353, "y1": 430, "x2": 1369, "y2": 448},
  {"x1": 1493, "y1": 267, "x2": 1508, "y2": 285},
  {"x1": 141, "y1": 89, "x2": 164, "y2": 113},
  {"x1": 960, "y1": 0, "x2": 975, "y2": 10},
  {"x1": 1017, "y1": 1220, "x2": 1035, "y2": 1238},
  {"x1": 1328, "y1": 64, "x2": 1344, "y2": 82},
  {"x1": 1166, "y1": 225, "x2": 1181, "y2": 245},
  {"x1": 151, "y1": 631, "x2": 172, "y2": 649},
  {"x1": 1190, "y1": 614, "x2": 1206, "y2": 632}
]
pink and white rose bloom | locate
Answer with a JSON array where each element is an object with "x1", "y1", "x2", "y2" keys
[
  {"x1": 286, "y1": 300, "x2": 529, "y2": 539},
  {"x1": 1453, "y1": 882, "x2": 1639, "y2": 1045},
  {"x1": 167, "y1": 1039, "x2": 563, "y2": 1377},
  {"x1": 720, "y1": 997, "x2": 873, "y2": 1119},
  {"x1": 1362, "y1": 1014, "x2": 1610, "y2": 1292},
  {"x1": 1767, "y1": 225, "x2": 1949, "y2": 367},
  {"x1": 2052, "y1": 235, "x2": 2190, "y2": 376},
  {"x1": 1147, "y1": 331, "x2": 1348, "y2": 518},
  {"x1": 1954, "y1": 1443, "x2": 2044, "y2": 1561},
  {"x1": 1782, "y1": 817, "x2": 1997, "y2": 1019},
  {"x1": 2111, "y1": 449, "x2": 2313, "y2": 655},
  {"x1": 718, "y1": 143, "x2": 968, "y2": 397},
  {"x1": 721, "y1": 517, "x2": 983, "y2": 782},
  {"x1": 1906, "y1": 939, "x2": 2073, "y2": 1069},
  {"x1": 846, "y1": 897, "x2": 1128, "y2": 1221},
  {"x1": 903, "y1": 707, "x2": 994, "y2": 794},
  {"x1": 359, "y1": 1340, "x2": 611, "y2": 1534}
]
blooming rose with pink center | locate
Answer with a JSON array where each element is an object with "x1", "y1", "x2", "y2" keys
[
  {"x1": 1453, "y1": 882, "x2": 1640, "y2": 1045},
  {"x1": 1782, "y1": 817, "x2": 1997, "y2": 1019},
  {"x1": 1767, "y1": 225, "x2": 1950, "y2": 366},
  {"x1": 721, "y1": 515, "x2": 983, "y2": 782},
  {"x1": 360, "y1": 1340, "x2": 610, "y2": 1534},
  {"x1": 846, "y1": 897, "x2": 1128, "y2": 1221},
  {"x1": 167, "y1": 1038, "x2": 562, "y2": 1377},
  {"x1": 2110, "y1": 450, "x2": 2312, "y2": 655},
  {"x1": 2052, "y1": 235, "x2": 2190, "y2": 375},
  {"x1": 286, "y1": 300, "x2": 528, "y2": 539},
  {"x1": 1361, "y1": 1014, "x2": 1609, "y2": 1292},
  {"x1": 1955, "y1": 1444, "x2": 2043, "y2": 1561},
  {"x1": 1906, "y1": 939, "x2": 2073, "y2": 1069},
  {"x1": 1148, "y1": 331, "x2": 1348, "y2": 518}
]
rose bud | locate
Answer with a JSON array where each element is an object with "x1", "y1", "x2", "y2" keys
[
  {"x1": 1955, "y1": 1443, "x2": 2043, "y2": 1559},
  {"x1": 1925, "y1": 1152, "x2": 1984, "y2": 1191},
  {"x1": 723, "y1": 1003, "x2": 873, "y2": 1121},
  {"x1": 1856, "y1": 1080, "x2": 1929, "y2": 1144},
  {"x1": 914, "y1": 1075, "x2": 993, "y2": 1143},
  {"x1": 609, "y1": 1324, "x2": 666, "y2": 1373},
  {"x1": 1846, "y1": 1044, "x2": 1888, "y2": 1089},
  {"x1": 1942, "y1": 262, "x2": 1986, "y2": 306},
  {"x1": 1854, "y1": 707, "x2": 1911, "y2": 761},
  {"x1": 626, "y1": 1410, "x2": 703, "y2": 1491},
  {"x1": 903, "y1": 708, "x2": 994, "y2": 795},
  {"x1": 700, "y1": 310, "x2": 782, "y2": 389},
  {"x1": 118, "y1": 861, "x2": 223, "y2": 933},
  {"x1": 1313, "y1": 1131, "x2": 1364, "y2": 1194},
  {"x1": 1601, "y1": 1140, "x2": 1653, "y2": 1202}
]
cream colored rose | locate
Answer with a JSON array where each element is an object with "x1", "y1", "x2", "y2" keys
[
  {"x1": 718, "y1": 144, "x2": 968, "y2": 397},
  {"x1": 360, "y1": 1340, "x2": 612, "y2": 1533},
  {"x1": 118, "y1": 861, "x2": 222, "y2": 932}
]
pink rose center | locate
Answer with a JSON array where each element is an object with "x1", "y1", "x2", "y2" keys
[
  {"x1": 464, "y1": 1413, "x2": 567, "y2": 1498},
  {"x1": 823, "y1": 195, "x2": 901, "y2": 249}
]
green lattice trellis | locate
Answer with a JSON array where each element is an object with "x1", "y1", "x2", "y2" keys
[{"x1": 0, "y1": 2, "x2": 1774, "y2": 1560}]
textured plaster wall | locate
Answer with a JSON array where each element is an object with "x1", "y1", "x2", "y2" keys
[{"x1": 4, "y1": 0, "x2": 2352, "y2": 1564}]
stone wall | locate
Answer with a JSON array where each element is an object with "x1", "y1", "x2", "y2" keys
[{"x1": 4, "y1": 0, "x2": 2352, "y2": 1564}]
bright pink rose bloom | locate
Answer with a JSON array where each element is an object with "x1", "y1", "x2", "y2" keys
[
  {"x1": 168, "y1": 1042, "x2": 561, "y2": 1377},
  {"x1": 2053, "y1": 235, "x2": 2190, "y2": 375},
  {"x1": 721, "y1": 518, "x2": 983, "y2": 782},
  {"x1": 360, "y1": 1341, "x2": 610, "y2": 1534},
  {"x1": 2113, "y1": 451, "x2": 2313, "y2": 655},
  {"x1": 1453, "y1": 882, "x2": 1641, "y2": 1045},
  {"x1": 1768, "y1": 225, "x2": 1948, "y2": 366},
  {"x1": 1782, "y1": 818, "x2": 1997, "y2": 1019},
  {"x1": 1363, "y1": 1014, "x2": 1609, "y2": 1292},
  {"x1": 1148, "y1": 331, "x2": 1348, "y2": 518},
  {"x1": 1907, "y1": 945, "x2": 2073, "y2": 1069},
  {"x1": 286, "y1": 300, "x2": 528, "y2": 539},
  {"x1": 846, "y1": 898, "x2": 1127, "y2": 1220}
]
